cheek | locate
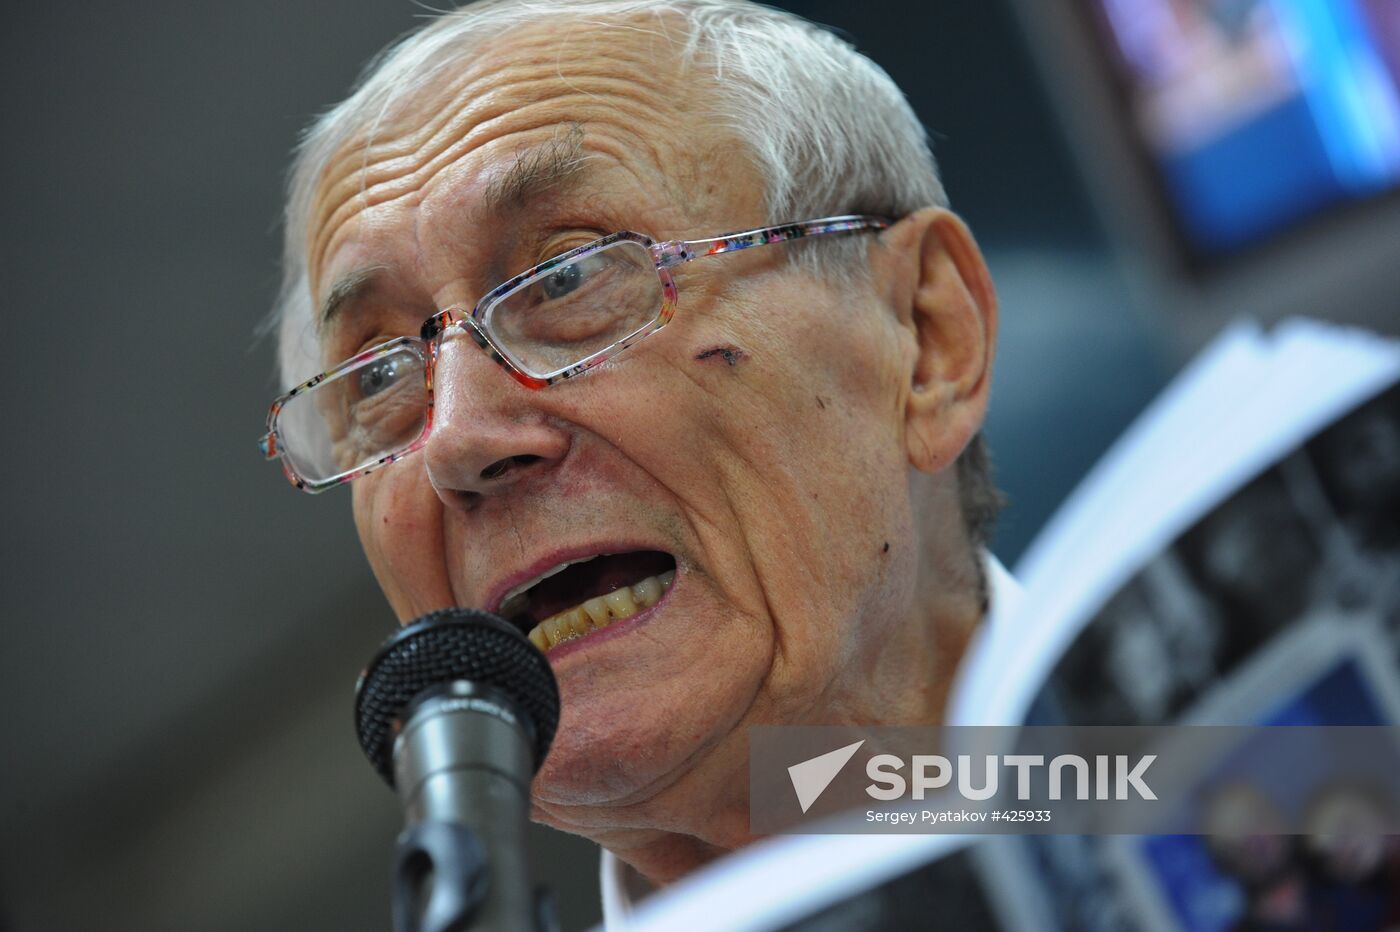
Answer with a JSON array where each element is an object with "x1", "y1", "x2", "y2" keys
[
  {"x1": 352, "y1": 469, "x2": 451, "y2": 621},
  {"x1": 733, "y1": 293, "x2": 913, "y2": 592},
  {"x1": 651, "y1": 281, "x2": 911, "y2": 610},
  {"x1": 711, "y1": 290, "x2": 905, "y2": 510}
]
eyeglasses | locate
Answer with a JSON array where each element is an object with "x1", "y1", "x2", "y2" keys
[{"x1": 259, "y1": 214, "x2": 891, "y2": 493}]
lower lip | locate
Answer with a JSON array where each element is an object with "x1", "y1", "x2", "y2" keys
[{"x1": 542, "y1": 574, "x2": 678, "y2": 663}]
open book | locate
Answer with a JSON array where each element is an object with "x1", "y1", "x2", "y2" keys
[{"x1": 619, "y1": 319, "x2": 1400, "y2": 932}]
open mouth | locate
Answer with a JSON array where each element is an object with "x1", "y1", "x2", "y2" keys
[{"x1": 497, "y1": 550, "x2": 677, "y2": 651}]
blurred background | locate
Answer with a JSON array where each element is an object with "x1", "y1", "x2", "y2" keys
[{"x1": 2, "y1": 0, "x2": 1395, "y2": 929}]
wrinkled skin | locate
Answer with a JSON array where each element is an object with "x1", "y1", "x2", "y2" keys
[{"x1": 306, "y1": 18, "x2": 997, "y2": 883}]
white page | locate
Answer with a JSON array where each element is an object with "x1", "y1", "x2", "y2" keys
[
  {"x1": 949, "y1": 320, "x2": 1271, "y2": 725},
  {"x1": 949, "y1": 319, "x2": 1400, "y2": 729}
]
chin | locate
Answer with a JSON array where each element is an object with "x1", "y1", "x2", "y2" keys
[
  {"x1": 531, "y1": 670, "x2": 753, "y2": 813},
  {"x1": 531, "y1": 713, "x2": 683, "y2": 809}
]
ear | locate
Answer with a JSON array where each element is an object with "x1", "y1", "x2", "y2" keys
[{"x1": 879, "y1": 207, "x2": 997, "y2": 474}]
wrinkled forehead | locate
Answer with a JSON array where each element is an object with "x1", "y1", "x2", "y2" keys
[{"x1": 304, "y1": 15, "x2": 755, "y2": 295}]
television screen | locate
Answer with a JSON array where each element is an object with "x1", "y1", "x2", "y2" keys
[{"x1": 1088, "y1": 0, "x2": 1400, "y2": 261}]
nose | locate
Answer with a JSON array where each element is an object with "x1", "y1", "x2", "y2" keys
[{"x1": 422, "y1": 337, "x2": 571, "y2": 510}]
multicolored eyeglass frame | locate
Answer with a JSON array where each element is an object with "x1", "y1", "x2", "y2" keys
[{"x1": 260, "y1": 214, "x2": 891, "y2": 493}]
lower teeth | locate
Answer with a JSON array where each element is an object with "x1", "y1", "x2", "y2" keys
[{"x1": 528, "y1": 569, "x2": 675, "y2": 651}]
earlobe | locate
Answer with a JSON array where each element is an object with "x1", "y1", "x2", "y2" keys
[{"x1": 894, "y1": 208, "x2": 997, "y2": 474}]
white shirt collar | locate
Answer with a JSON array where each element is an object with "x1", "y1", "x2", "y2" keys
[{"x1": 598, "y1": 552, "x2": 1021, "y2": 929}]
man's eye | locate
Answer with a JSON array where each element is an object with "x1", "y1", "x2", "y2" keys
[
  {"x1": 540, "y1": 262, "x2": 584, "y2": 300},
  {"x1": 537, "y1": 255, "x2": 610, "y2": 301},
  {"x1": 357, "y1": 356, "x2": 410, "y2": 398}
]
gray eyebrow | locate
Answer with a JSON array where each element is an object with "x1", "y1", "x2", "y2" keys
[
  {"x1": 479, "y1": 123, "x2": 589, "y2": 215},
  {"x1": 318, "y1": 264, "x2": 389, "y2": 331}
]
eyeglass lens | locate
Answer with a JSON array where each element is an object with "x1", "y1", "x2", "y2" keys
[
  {"x1": 486, "y1": 239, "x2": 663, "y2": 375},
  {"x1": 276, "y1": 345, "x2": 430, "y2": 483}
]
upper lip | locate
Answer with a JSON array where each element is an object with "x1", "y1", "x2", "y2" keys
[{"x1": 481, "y1": 540, "x2": 675, "y2": 616}]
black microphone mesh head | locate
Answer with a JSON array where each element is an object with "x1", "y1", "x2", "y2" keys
[{"x1": 354, "y1": 608, "x2": 560, "y2": 787}]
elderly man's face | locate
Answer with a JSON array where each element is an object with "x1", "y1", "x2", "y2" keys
[{"x1": 307, "y1": 21, "x2": 987, "y2": 831}]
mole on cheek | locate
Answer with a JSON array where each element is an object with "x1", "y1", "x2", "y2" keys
[{"x1": 694, "y1": 344, "x2": 747, "y2": 367}]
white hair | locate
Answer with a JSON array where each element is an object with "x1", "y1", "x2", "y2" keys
[
  {"x1": 270, "y1": 0, "x2": 999, "y2": 545},
  {"x1": 272, "y1": 0, "x2": 946, "y2": 387}
]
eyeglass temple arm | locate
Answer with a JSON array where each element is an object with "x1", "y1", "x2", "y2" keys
[{"x1": 653, "y1": 215, "x2": 890, "y2": 269}]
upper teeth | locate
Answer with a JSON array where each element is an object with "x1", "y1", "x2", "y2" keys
[
  {"x1": 498, "y1": 555, "x2": 605, "y2": 616},
  {"x1": 526, "y1": 569, "x2": 675, "y2": 652}
]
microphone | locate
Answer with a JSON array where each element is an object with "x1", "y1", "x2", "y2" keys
[{"x1": 355, "y1": 608, "x2": 561, "y2": 932}]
